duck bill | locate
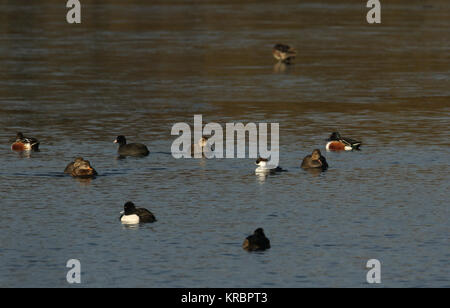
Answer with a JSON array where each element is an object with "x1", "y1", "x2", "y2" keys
[{"x1": 113, "y1": 140, "x2": 118, "y2": 144}]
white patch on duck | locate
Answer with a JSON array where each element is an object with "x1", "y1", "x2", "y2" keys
[
  {"x1": 255, "y1": 158, "x2": 280, "y2": 173},
  {"x1": 120, "y1": 214, "x2": 140, "y2": 224}
]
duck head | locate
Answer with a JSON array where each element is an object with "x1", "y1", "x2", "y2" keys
[
  {"x1": 254, "y1": 228, "x2": 266, "y2": 237},
  {"x1": 122, "y1": 202, "x2": 137, "y2": 215},
  {"x1": 328, "y1": 132, "x2": 341, "y2": 141},
  {"x1": 78, "y1": 160, "x2": 94, "y2": 171},
  {"x1": 114, "y1": 136, "x2": 127, "y2": 145},
  {"x1": 255, "y1": 157, "x2": 269, "y2": 166},
  {"x1": 311, "y1": 149, "x2": 322, "y2": 160}
]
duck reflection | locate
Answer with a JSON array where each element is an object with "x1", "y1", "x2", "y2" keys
[
  {"x1": 121, "y1": 223, "x2": 140, "y2": 230},
  {"x1": 75, "y1": 177, "x2": 94, "y2": 185},
  {"x1": 273, "y1": 61, "x2": 288, "y2": 73},
  {"x1": 17, "y1": 151, "x2": 32, "y2": 159},
  {"x1": 256, "y1": 172, "x2": 269, "y2": 183},
  {"x1": 302, "y1": 167, "x2": 324, "y2": 177}
]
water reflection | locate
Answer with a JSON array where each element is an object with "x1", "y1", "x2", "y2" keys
[
  {"x1": 121, "y1": 223, "x2": 140, "y2": 230},
  {"x1": 255, "y1": 172, "x2": 269, "y2": 183},
  {"x1": 273, "y1": 62, "x2": 288, "y2": 73},
  {"x1": 74, "y1": 177, "x2": 94, "y2": 186},
  {"x1": 302, "y1": 168, "x2": 325, "y2": 177},
  {"x1": 15, "y1": 151, "x2": 33, "y2": 159}
]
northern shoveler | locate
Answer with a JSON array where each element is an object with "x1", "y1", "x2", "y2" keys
[
  {"x1": 301, "y1": 149, "x2": 328, "y2": 170},
  {"x1": 272, "y1": 44, "x2": 297, "y2": 64},
  {"x1": 243, "y1": 228, "x2": 271, "y2": 251},
  {"x1": 119, "y1": 202, "x2": 156, "y2": 224},
  {"x1": 114, "y1": 135, "x2": 150, "y2": 157},
  {"x1": 11, "y1": 132, "x2": 40, "y2": 152},
  {"x1": 326, "y1": 132, "x2": 361, "y2": 151}
]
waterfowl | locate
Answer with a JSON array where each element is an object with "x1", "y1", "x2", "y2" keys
[
  {"x1": 114, "y1": 135, "x2": 149, "y2": 157},
  {"x1": 272, "y1": 44, "x2": 296, "y2": 64},
  {"x1": 70, "y1": 160, "x2": 98, "y2": 178},
  {"x1": 301, "y1": 149, "x2": 328, "y2": 170},
  {"x1": 64, "y1": 157, "x2": 85, "y2": 174},
  {"x1": 255, "y1": 157, "x2": 285, "y2": 174},
  {"x1": 11, "y1": 132, "x2": 40, "y2": 152},
  {"x1": 119, "y1": 202, "x2": 156, "y2": 224},
  {"x1": 326, "y1": 132, "x2": 361, "y2": 151},
  {"x1": 191, "y1": 137, "x2": 209, "y2": 157},
  {"x1": 243, "y1": 228, "x2": 271, "y2": 251}
]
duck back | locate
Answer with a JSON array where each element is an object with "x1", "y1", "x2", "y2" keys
[{"x1": 119, "y1": 143, "x2": 149, "y2": 157}]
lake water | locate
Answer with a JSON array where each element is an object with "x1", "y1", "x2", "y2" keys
[{"x1": 0, "y1": 0, "x2": 449, "y2": 288}]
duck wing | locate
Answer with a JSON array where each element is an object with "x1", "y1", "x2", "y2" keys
[
  {"x1": 19, "y1": 136, "x2": 39, "y2": 146},
  {"x1": 341, "y1": 137, "x2": 361, "y2": 149},
  {"x1": 64, "y1": 162, "x2": 75, "y2": 174},
  {"x1": 136, "y1": 208, "x2": 156, "y2": 223}
]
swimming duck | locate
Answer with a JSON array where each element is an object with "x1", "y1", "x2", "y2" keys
[
  {"x1": 255, "y1": 157, "x2": 285, "y2": 174},
  {"x1": 119, "y1": 201, "x2": 156, "y2": 224},
  {"x1": 114, "y1": 135, "x2": 150, "y2": 157},
  {"x1": 243, "y1": 228, "x2": 271, "y2": 251},
  {"x1": 70, "y1": 160, "x2": 98, "y2": 178},
  {"x1": 64, "y1": 157, "x2": 85, "y2": 174},
  {"x1": 272, "y1": 44, "x2": 296, "y2": 64},
  {"x1": 301, "y1": 149, "x2": 328, "y2": 170},
  {"x1": 326, "y1": 132, "x2": 361, "y2": 151},
  {"x1": 11, "y1": 132, "x2": 40, "y2": 152},
  {"x1": 191, "y1": 137, "x2": 209, "y2": 157}
]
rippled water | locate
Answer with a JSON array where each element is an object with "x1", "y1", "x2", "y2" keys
[{"x1": 0, "y1": 0, "x2": 449, "y2": 287}]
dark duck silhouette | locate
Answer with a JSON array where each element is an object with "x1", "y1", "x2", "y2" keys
[
  {"x1": 243, "y1": 228, "x2": 271, "y2": 251},
  {"x1": 114, "y1": 135, "x2": 150, "y2": 157}
]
